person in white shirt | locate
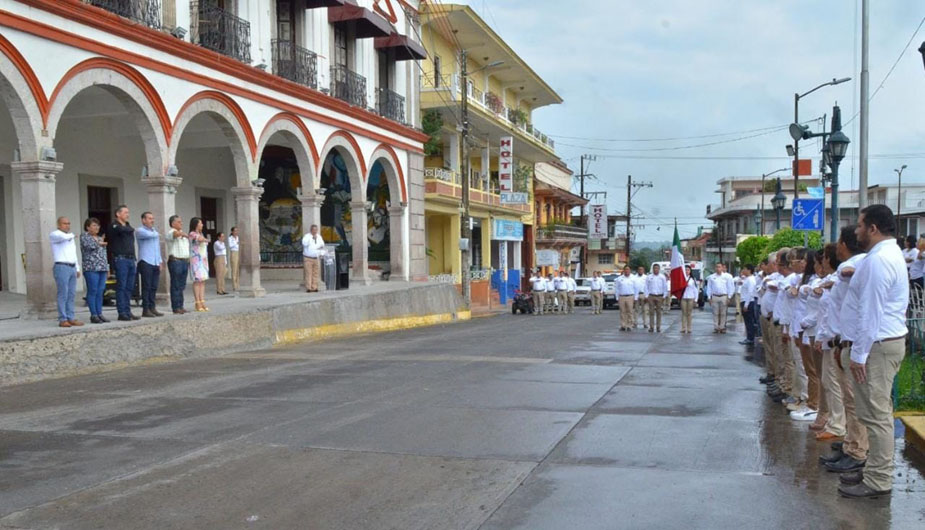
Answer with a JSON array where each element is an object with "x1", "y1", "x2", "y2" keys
[
  {"x1": 705, "y1": 263, "x2": 735, "y2": 333},
  {"x1": 909, "y1": 237, "x2": 925, "y2": 290},
  {"x1": 633, "y1": 266, "x2": 648, "y2": 329},
  {"x1": 644, "y1": 264, "x2": 669, "y2": 332},
  {"x1": 213, "y1": 232, "x2": 228, "y2": 295},
  {"x1": 766, "y1": 249, "x2": 796, "y2": 400},
  {"x1": 545, "y1": 274, "x2": 556, "y2": 314},
  {"x1": 228, "y1": 226, "x2": 240, "y2": 291},
  {"x1": 301, "y1": 224, "x2": 326, "y2": 293},
  {"x1": 901, "y1": 235, "x2": 918, "y2": 273},
  {"x1": 50, "y1": 217, "x2": 83, "y2": 328},
  {"x1": 565, "y1": 272, "x2": 577, "y2": 314},
  {"x1": 839, "y1": 205, "x2": 909, "y2": 498},
  {"x1": 738, "y1": 264, "x2": 757, "y2": 345},
  {"x1": 589, "y1": 271, "x2": 605, "y2": 315},
  {"x1": 615, "y1": 266, "x2": 637, "y2": 331},
  {"x1": 530, "y1": 270, "x2": 547, "y2": 316},
  {"x1": 811, "y1": 243, "x2": 846, "y2": 441},
  {"x1": 680, "y1": 265, "x2": 700, "y2": 333},
  {"x1": 553, "y1": 272, "x2": 568, "y2": 314}
]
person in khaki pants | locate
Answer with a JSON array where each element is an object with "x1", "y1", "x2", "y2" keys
[
  {"x1": 530, "y1": 270, "x2": 546, "y2": 316},
  {"x1": 644, "y1": 264, "x2": 668, "y2": 332},
  {"x1": 228, "y1": 226, "x2": 240, "y2": 291},
  {"x1": 589, "y1": 271, "x2": 604, "y2": 315},
  {"x1": 615, "y1": 266, "x2": 637, "y2": 331},
  {"x1": 301, "y1": 224, "x2": 325, "y2": 293},
  {"x1": 565, "y1": 272, "x2": 577, "y2": 314},
  {"x1": 838, "y1": 205, "x2": 908, "y2": 499},
  {"x1": 212, "y1": 232, "x2": 228, "y2": 295}
]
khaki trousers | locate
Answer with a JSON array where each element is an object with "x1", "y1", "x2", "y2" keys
[
  {"x1": 545, "y1": 291, "x2": 555, "y2": 313},
  {"x1": 556, "y1": 291, "x2": 568, "y2": 313},
  {"x1": 760, "y1": 316, "x2": 774, "y2": 374},
  {"x1": 777, "y1": 325, "x2": 795, "y2": 395},
  {"x1": 791, "y1": 339, "x2": 808, "y2": 401},
  {"x1": 852, "y1": 339, "x2": 905, "y2": 492},
  {"x1": 229, "y1": 250, "x2": 240, "y2": 290},
  {"x1": 648, "y1": 296, "x2": 663, "y2": 330},
  {"x1": 635, "y1": 294, "x2": 647, "y2": 327},
  {"x1": 213, "y1": 256, "x2": 226, "y2": 293},
  {"x1": 591, "y1": 291, "x2": 603, "y2": 314},
  {"x1": 821, "y1": 346, "x2": 846, "y2": 436},
  {"x1": 711, "y1": 295, "x2": 728, "y2": 330},
  {"x1": 839, "y1": 346, "x2": 870, "y2": 461},
  {"x1": 680, "y1": 299, "x2": 694, "y2": 332},
  {"x1": 303, "y1": 256, "x2": 320, "y2": 291},
  {"x1": 567, "y1": 292, "x2": 576, "y2": 314},
  {"x1": 800, "y1": 341, "x2": 821, "y2": 409},
  {"x1": 533, "y1": 291, "x2": 545, "y2": 315},
  {"x1": 619, "y1": 296, "x2": 634, "y2": 328}
]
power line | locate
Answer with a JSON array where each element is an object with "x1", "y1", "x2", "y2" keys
[
  {"x1": 547, "y1": 123, "x2": 793, "y2": 143},
  {"x1": 555, "y1": 126, "x2": 790, "y2": 153}
]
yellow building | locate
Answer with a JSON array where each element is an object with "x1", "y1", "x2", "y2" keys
[{"x1": 420, "y1": 3, "x2": 562, "y2": 305}]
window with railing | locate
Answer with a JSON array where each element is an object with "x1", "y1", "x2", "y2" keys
[
  {"x1": 598, "y1": 254, "x2": 614, "y2": 265},
  {"x1": 197, "y1": 0, "x2": 252, "y2": 63},
  {"x1": 330, "y1": 64, "x2": 368, "y2": 108},
  {"x1": 377, "y1": 87, "x2": 406, "y2": 124},
  {"x1": 88, "y1": 0, "x2": 161, "y2": 29},
  {"x1": 272, "y1": 40, "x2": 318, "y2": 89}
]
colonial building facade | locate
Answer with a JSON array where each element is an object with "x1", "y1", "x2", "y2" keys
[{"x1": 0, "y1": 0, "x2": 428, "y2": 317}]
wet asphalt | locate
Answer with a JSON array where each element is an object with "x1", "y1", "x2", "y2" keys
[{"x1": 1, "y1": 306, "x2": 924, "y2": 529}]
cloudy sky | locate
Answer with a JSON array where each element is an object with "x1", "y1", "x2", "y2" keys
[{"x1": 452, "y1": 0, "x2": 925, "y2": 240}]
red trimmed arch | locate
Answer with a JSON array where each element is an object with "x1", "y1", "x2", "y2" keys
[
  {"x1": 48, "y1": 57, "x2": 170, "y2": 140},
  {"x1": 372, "y1": 143, "x2": 407, "y2": 203},
  {"x1": 0, "y1": 33, "x2": 49, "y2": 124},
  {"x1": 323, "y1": 130, "x2": 367, "y2": 181},
  {"x1": 259, "y1": 112, "x2": 320, "y2": 169},
  {"x1": 173, "y1": 90, "x2": 257, "y2": 161}
]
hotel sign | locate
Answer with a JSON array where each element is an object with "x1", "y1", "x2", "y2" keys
[
  {"x1": 589, "y1": 204, "x2": 607, "y2": 239},
  {"x1": 499, "y1": 136, "x2": 516, "y2": 203}
]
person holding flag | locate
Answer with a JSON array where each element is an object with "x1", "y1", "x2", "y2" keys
[{"x1": 669, "y1": 222, "x2": 690, "y2": 312}]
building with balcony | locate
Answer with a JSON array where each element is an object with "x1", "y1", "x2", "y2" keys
[
  {"x1": 418, "y1": 3, "x2": 562, "y2": 306},
  {"x1": 581, "y1": 214, "x2": 629, "y2": 276},
  {"x1": 0, "y1": 0, "x2": 429, "y2": 315},
  {"x1": 534, "y1": 161, "x2": 587, "y2": 276}
]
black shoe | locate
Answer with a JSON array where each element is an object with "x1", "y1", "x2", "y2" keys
[
  {"x1": 769, "y1": 392, "x2": 787, "y2": 402},
  {"x1": 117, "y1": 314, "x2": 132, "y2": 321},
  {"x1": 131, "y1": 313, "x2": 140, "y2": 320},
  {"x1": 98, "y1": 315, "x2": 110, "y2": 323},
  {"x1": 90, "y1": 315, "x2": 102, "y2": 324},
  {"x1": 152, "y1": 309, "x2": 164, "y2": 317},
  {"x1": 759, "y1": 374, "x2": 776, "y2": 384},
  {"x1": 818, "y1": 451, "x2": 844, "y2": 465},
  {"x1": 825, "y1": 455, "x2": 866, "y2": 473},
  {"x1": 831, "y1": 441, "x2": 844, "y2": 452},
  {"x1": 142, "y1": 309, "x2": 156, "y2": 318},
  {"x1": 838, "y1": 483, "x2": 890, "y2": 499},
  {"x1": 840, "y1": 471, "x2": 864, "y2": 486}
]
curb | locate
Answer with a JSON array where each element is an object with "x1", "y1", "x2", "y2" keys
[
  {"x1": 276, "y1": 310, "x2": 471, "y2": 344},
  {"x1": 900, "y1": 415, "x2": 925, "y2": 456}
]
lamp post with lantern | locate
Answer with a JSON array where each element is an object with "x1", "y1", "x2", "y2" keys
[{"x1": 772, "y1": 178, "x2": 787, "y2": 231}]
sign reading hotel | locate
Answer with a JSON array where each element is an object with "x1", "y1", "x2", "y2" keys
[
  {"x1": 499, "y1": 136, "x2": 524, "y2": 204},
  {"x1": 589, "y1": 204, "x2": 607, "y2": 239}
]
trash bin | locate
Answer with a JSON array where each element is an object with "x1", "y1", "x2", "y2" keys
[
  {"x1": 336, "y1": 250, "x2": 350, "y2": 290},
  {"x1": 322, "y1": 253, "x2": 336, "y2": 292}
]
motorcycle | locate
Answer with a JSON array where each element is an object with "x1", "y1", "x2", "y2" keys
[{"x1": 512, "y1": 290, "x2": 535, "y2": 314}]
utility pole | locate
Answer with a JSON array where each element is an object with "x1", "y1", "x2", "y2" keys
[
  {"x1": 625, "y1": 175, "x2": 653, "y2": 263},
  {"x1": 460, "y1": 49, "x2": 471, "y2": 306},
  {"x1": 858, "y1": 0, "x2": 870, "y2": 209},
  {"x1": 578, "y1": 154, "x2": 596, "y2": 272},
  {"x1": 793, "y1": 92, "x2": 800, "y2": 199}
]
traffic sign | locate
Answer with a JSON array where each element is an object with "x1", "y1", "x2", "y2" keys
[{"x1": 791, "y1": 199, "x2": 824, "y2": 231}]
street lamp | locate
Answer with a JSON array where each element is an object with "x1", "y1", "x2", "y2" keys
[
  {"x1": 826, "y1": 127, "x2": 850, "y2": 242},
  {"x1": 919, "y1": 41, "x2": 925, "y2": 72},
  {"x1": 771, "y1": 177, "x2": 787, "y2": 231},
  {"x1": 760, "y1": 167, "x2": 789, "y2": 236},
  {"x1": 896, "y1": 164, "x2": 908, "y2": 235},
  {"x1": 792, "y1": 77, "x2": 851, "y2": 199},
  {"x1": 755, "y1": 204, "x2": 762, "y2": 234}
]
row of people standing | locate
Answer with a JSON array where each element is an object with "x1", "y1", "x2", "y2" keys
[
  {"x1": 529, "y1": 270, "x2": 578, "y2": 315},
  {"x1": 614, "y1": 264, "x2": 669, "y2": 332},
  {"x1": 48, "y1": 205, "x2": 240, "y2": 326},
  {"x1": 754, "y1": 205, "x2": 908, "y2": 499}
]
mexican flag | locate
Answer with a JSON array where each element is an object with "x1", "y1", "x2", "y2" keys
[{"x1": 670, "y1": 223, "x2": 688, "y2": 299}]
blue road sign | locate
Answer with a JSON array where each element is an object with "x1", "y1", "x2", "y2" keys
[{"x1": 791, "y1": 199, "x2": 825, "y2": 231}]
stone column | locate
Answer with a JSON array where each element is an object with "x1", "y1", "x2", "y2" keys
[
  {"x1": 231, "y1": 186, "x2": 266, "y2": 297},
  {"x1": 350, "y1": 201, "x2": 370, "y2": 285},
  {"x1": 13, "y1": 159, "x2": 63, "y2": 319},
  {"x1": 142, "y1": 174, "x2": 182, "y2": 302},
  {"x1": 388, "y1": 204, "x2": 406, "y2": 281},
  {"x1": 299, "y1": 192, "x2": 324, "y2": 234}
]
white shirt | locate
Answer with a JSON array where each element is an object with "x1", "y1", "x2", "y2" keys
[
  {"x1": 849, "y1": 239, "x2": 909, "y2": 364},
  {"x1": 530, "y1": 276, "x2": 547, "y2": 292},
  {"x1": 213, "y1": 240, "x2": 227, "y2": 257},
  {"x1": 301, "y1": 233, "x2": 325, "y2": 258},
  {"x1": 632, "y1": 274, "x2": 646, "y2": 295},
  {"x1": 553, "y1": 277, "x2": 567, "y2": 291},
  {"x1": 760, "y1": 272, "x2": 781, "y2": 317},
  {"x1": 911, "y1": 251, "x2": 925, "y2": 280},
  {"x1": 615, "y1": 275, "x2": 637, "y2": 298},
  {"x1": 799, "y1": 276, "x2": 824, "y2": 334},
  {"x1": 228, "y1": 234, "x2": 240, "y2": 252},
  {"x1": 644, "y1": 274, "x2": 668, "y2": 297},
  {"x1": 682, "y1": 276, "x2": 700, "y2": 300},
  {"x1": 545, "y1": 278, "x2": 556, "y2": 292},
  {"x1": 903, "y1": 247, "x2": 918, "y2": 270},
  {"x1": 49, "y1": 230, "x2": 80, "y2": 272},
  {"x1": 838, "y1": 254, "x2": 868, "y2": 343},
  {"x1": 566, "y1": 278, "x2": 577, "y2": 292},
  {"x1": 589, "y1": 277, "x2": 605, "y2": 291},
  {"x1": 740, "y1": 275, "x2": 757, "y2": 305},
  {"x1": 706, "y1": 272, "x2": 734, "y2": 297},
  {"x1": 790, "y1": 273, "x2": 812, "y2": 336},
  {"x1": 772, "y1": 273, "x2": 796, "y2": 326}
]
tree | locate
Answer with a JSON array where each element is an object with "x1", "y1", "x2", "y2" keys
[
  {"x1": 629, "y1": 247, "x2": 669, "y2": 270},
  {"x1": 736, "y1": 235, "x2": 770, "y2": 266},
  {"x1": 422, "y1": 109, "x2": 443, "y2": 157},
  {"x1": 766, "y1": 227, "x2": 823, "y2": 254}
]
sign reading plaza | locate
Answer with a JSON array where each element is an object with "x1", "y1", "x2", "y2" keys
[{"x1": 589, "y1": 204, "x2": 607, "y2": 239}]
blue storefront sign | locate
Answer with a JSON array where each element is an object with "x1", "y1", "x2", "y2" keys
[{"x1": 492, "y1": 219, "x2": 524, "y2": 241}]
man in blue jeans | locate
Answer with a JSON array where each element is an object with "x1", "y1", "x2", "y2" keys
[
  {"x1": 49, "y1": 217, "x2": 83, "y2": 327},
  {"x1": 136, "y1": 211, "x2": 164, "y2": 317},
  {"x1": 109, "y1": 205, "x2": 139, "y2": 321},
  {"x1": 166, "y1": 215, "x2": 190, "y2": 314}
]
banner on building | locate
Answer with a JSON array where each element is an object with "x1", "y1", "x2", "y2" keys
[
  {"x1": 499, "y1": 136, "x2": 513, "y2": 192},
  {"x1": 492, "y1": 219, "x2": 524, "y2": 241},
  {"x1": 536, "y1": 249, "x2": 560, "y2": 267},
  {"x1": 589, "y1": 204, "x2": 608, "y2": 239},
  {"x1": 500, "y1": 192, "x2": 528, "y2": 204}
]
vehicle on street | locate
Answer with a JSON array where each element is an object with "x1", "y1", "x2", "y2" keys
[
  {"x1": 574, "y1": 278, "x2": 592, "y2": 306},
  {"x1": 602, "y1": 273, "x2": 617, "y2": 309},
  {"x1": 512, "y1": 290, "x2": 534, "y2": 314}
]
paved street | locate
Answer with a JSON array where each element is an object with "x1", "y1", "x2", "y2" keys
[{"x1": 1, "y1": 308, "x2": 924, "y2": 529}]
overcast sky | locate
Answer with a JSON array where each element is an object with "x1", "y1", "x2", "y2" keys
[{"x1": 452, "y1": 0, "x2": 925, "y2": 240}]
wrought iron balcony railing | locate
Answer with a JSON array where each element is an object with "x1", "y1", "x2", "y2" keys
[
  {"x1": 272, "y1": 40, "x2": 318, "y2": 89},
  {"x1": 537, "y1": 224, "x2": 589, "y2": 241},
  {"x1": 197, "y1": 1, "x2": 251, "y2": 63},
  {"x1": 330, "y1": 64, "x2": 368, "y2": 108},
  {"x1": 377, "y1": 87, "x2": 406, "y2": 124},
  {"x1": 88, "y1": 0, "x2": 161, "y2": 29}
]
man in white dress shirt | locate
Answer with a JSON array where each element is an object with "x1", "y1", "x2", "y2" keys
[
  {"x1": 644, "y1": 264, "x2": 668, "y2": 332},
  {"x1": 545, "y1": 273, "x2": 556, "y2": 314},
  {"x1": 706, "y1": 263, "x2": 735, "y2": 333},
  {"x1": 839, "y1": 205, "x2": 909, "y2": 499},
  {"x1": 554, "y1": 271, "x2": 568, "y2": 314},
  {"x1": 49, "y1": 217, "x2": 83, "y2": 328},
  {"x1": 301, "y1": 224, "x2": 325, "y2": 293},
  {"x1": 530, "y1": 270, "x2": 547, "y2": 316},
  {"x1": 228, "y1": 226, "x2": 240, "y2": 291},
  {"x1": 739, "y1": 264, "x2": 758, "y2": 345},
  {"x1": 565, "y1": 272, "x2": 577, "y2": 314},
  {"x1": 634, "y1": 266, "x2": 648, "y2": 329},
  {"x1": 615, "y1": 265, "x2": 637, "y2": 331},
  {"x1": 589, "y1": 271, "x2": 605, "y2": 315}
]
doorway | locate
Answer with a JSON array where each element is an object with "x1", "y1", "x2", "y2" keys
[
  {"x1": 87, "y1": 185, "x2": 116, "y2": 265},
  {"x1": 200, "y1": 197, "x2": 219, "y2": 278}
]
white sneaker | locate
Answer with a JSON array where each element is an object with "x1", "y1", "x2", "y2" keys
[{"x1": 790, "y1": 408, "x2": 818, "y2": 421}]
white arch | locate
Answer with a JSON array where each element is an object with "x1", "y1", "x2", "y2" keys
[
  {"x1": 318, "y1": 133, "x2": 364, "y2": 200},
  {"x1": 256, "y1": 118, "x2": 317, "y2": 192},
  {"x1": 46, "y1": 68, "x2": 168, "y2": 174},
  {"x1": 169, "y1": 97, "x2": 254, "y2": 188},
  {"x1": 0, "y1": 52, "x2": 43, "y2": 160},
  {"x1": 367, "y1": 149, "x2": 404, "y2": 207}
]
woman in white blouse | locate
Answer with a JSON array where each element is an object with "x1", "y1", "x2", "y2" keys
[
  {"x1": 680, "y1": 265, "x2": 700, "y2": 333},
  {"x1": 910, "y1": 237, "x2": 925, "y2": 290},
  {"x1": 902, "y1": 235, "x2": 918, "y2": 273}
]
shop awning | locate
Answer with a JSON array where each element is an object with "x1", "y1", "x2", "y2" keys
[
  {"x1": 328, "y1": 4, "x2": 392, "y2": 39},
  {"x1": 306, "y1": 0, "x2": 347, "y2": 8},
  {"x1": 374, "y1": 32, "x2": 427, "y2": 61}
]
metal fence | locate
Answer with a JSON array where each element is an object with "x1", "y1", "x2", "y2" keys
[
  {"x1": 88, "y1": 0, "x2": 161, "y2": 29},
  {"x1": 897, "y1": 285, "x2": 925, "y2": 410},
  {"x1": 198, "y1": 0, "x2": 252, "y2": 63}
]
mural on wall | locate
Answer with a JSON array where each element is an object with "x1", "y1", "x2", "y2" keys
[
  {"x1": 366, "y1": 161, "x2": 391, "y2": 263},
  {"x1": 258, "y1": 149, "x2": 302, "y2": 264},
  {"x1": 320, "y1": 151, "x2": 353, "y2": 251}
]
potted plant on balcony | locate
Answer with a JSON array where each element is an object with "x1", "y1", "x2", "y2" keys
[
  {"x1": 509, "y1": 108, "x2": 528, "y2": 126},
  {"x1": 423, "y1": 109, "x2": 443, "y2": 157}
]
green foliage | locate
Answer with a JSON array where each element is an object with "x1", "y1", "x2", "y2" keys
[
  {"x1": 763, "y1": 180, "x2": 809, "y2": 193},
  {"x1": 736, "y1": 235, "x2": 770, "y2": 266},
  {"x1": 514, "y1": 164, "x2": 532, "y2": 192},
  {"x1": 766, "y1": 227, "x2": 823, "y2": 254},
  {"x1": 509, "y1": 108, "x2": 528, "y2": 125},
  {"x1": 422, "y1": 109, "x2": 443, "y2": 157},
  {"x1": 629, "y1": 247, "x2": 669, "y2": 270}
]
